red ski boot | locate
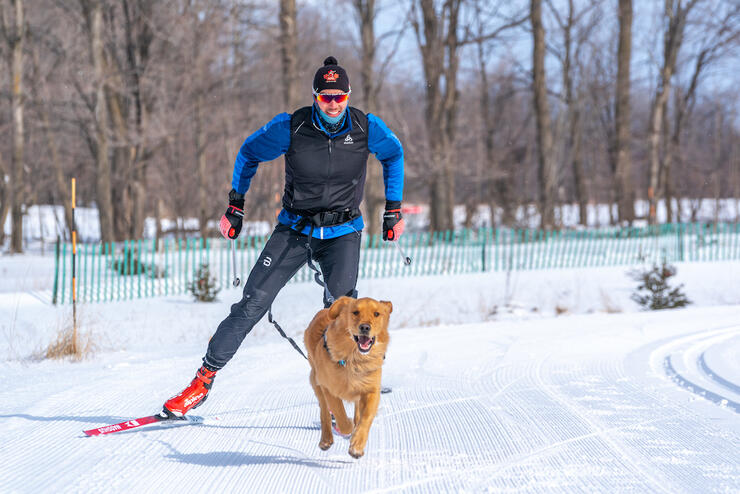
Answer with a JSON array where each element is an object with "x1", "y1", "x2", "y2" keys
[{"x1": 163, "y1": 365, "x2": 217, "y2": 417}]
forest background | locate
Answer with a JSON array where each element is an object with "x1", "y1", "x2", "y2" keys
[{"x1": 1, "y1": 0, "x2": 738, "y2": 253}]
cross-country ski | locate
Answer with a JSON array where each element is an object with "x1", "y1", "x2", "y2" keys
[{"x1": 83, "y1": 412, "x2": 207, "y2": 436}]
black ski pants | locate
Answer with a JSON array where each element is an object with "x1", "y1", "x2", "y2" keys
[{"x1": 203, "y1": 223, "x2": 362, "y2": 370}]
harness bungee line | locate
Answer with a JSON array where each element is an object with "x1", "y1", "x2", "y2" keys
[
  {"x1": 267, "y1": 217, "x2": 348, "y2": 362},
  {"x1": 266, "y1": 308, "x2": 308, "y2": 360}
]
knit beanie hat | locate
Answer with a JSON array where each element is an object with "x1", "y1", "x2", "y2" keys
[{"x1": 313, "y1": 56, "x2": 350, "y2": 93}]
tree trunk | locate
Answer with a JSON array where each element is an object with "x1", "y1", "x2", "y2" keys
[
  {"x1": 660, "y1": 98, "x2": 674, "y2": 223},
  {"x1": 476, "y1": 39, "x2": 504, "y2": 227},
  {"x1": 441, "y1": 2, "x2": 460, "y2": 231},
  {"x1": 196, "y1": 93, "x2": 209, "y2": 238},
  {"x1": 412, "y1": 0, "x2": 461, "y2": 232},
  {"x1": 354, "y1": 0, "x2": 384, "y2": 238},
  {"x1": 279, "y1": 0, "x2": 299, "y2": 110},
  {"x1": 614, "y1": 0, "x2": 634, "y2": 225},
  {"x1": 4, "y1": 0, "x2": 25, "y2": 252},
  {"x1": 155, "y1": 198, "x2": 163, "y2": 248},
  {"x1": 0, "y1": 155, "x2": 9, "y2": 245},
  {"x1": 530, "y1": 0, "x2": 555, "y2": 229},
  {"x1": 570, "y1": 106, "x2": 588, "y2": 226},
  {"x1": 87, "y1": 0, "x2": 115, "y2": 243},
  {"x1": 560, "y1": 0, "x2": 588, "y2": 226},
  {"x1": 647, "y1": 0, "x2": 691, "y2": 224},
  {"x1": 30, "y1": 44, "x2": 74, "y2": 239},
  {"x1": 122, "y1": 0, "x2": 152, "y2": 239},
  {"x1": 106, "y1": 77, "x2": 134, "y2": 241}
]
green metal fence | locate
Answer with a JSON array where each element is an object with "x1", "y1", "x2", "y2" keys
[{"x1": 52, "y1": 223, "x2": 740, "y2": 304}]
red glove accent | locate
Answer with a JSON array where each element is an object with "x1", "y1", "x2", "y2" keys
[
  {"x1": 383, "y1": 209, "x2": 404, "y2": 241},
  {"x1": 220, "y1": 205, "x2": 243, "y2": 239}
]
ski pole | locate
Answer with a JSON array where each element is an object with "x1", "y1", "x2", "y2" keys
[
  {"x1": 392, "y1": 240, "x2": 412, "y2": 266},
  {"x1": 230, "y1": 239, "x2": 240, "y2": 286}
]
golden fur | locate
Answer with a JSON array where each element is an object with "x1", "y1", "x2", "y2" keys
[{"x1": 304, "y1": 296, "x2": 392, "y2": 458}]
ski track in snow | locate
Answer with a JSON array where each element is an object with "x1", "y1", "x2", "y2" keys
[{"x1": 1, "y1": 317, "x2": 740, "y2": 492}]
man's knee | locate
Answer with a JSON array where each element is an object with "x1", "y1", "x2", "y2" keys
[{"x1": 233, "y1": 289, "x2": 271, "y2": 320}]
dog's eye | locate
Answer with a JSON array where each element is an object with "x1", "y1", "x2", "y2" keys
[
  {"x1": 374, "y1": 312, "x2": 379, "y2": 317},
  {"x1": 353, "y1": 310, "x2": 360, "y2": 316}
]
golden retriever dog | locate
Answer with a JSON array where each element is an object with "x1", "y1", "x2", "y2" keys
[{"x1": 304, "y1": 296, "x2": 392, "y2": 458}]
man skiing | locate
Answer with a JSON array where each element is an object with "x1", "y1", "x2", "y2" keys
[{"x1": 163, "y1": 56, "x2": 405, "y2": 417}]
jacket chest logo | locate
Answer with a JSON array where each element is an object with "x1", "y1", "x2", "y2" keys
[{"x1": 343, "y1": 134, "x2": 353, "y2": 145}]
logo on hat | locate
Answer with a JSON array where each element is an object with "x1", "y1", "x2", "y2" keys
[{"x1": 324, "y1": 70, "x2": 339, "y2": 82}]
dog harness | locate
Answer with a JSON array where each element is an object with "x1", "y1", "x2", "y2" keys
[{"x1": 323, "y1": 330, "x2": 346, "y2": 366}]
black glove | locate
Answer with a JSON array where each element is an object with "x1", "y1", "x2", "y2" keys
[
  {"x1": 219, "y1": 189, "x2": 244, "y2": 239},
  {"x1": 382, "y1": 200, "x2": 405, "y2": 241}
]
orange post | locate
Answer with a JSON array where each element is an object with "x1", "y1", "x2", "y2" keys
[{"x1": 71, "y1": 178, "x2": 78, "y2": 355}]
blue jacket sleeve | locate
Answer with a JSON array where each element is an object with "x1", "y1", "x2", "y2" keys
[
  {"x1": 232, "y1": 113, "x2": 291, "y2": 194},
  {"x1": 367, "y1": 114, "x2": 404, "y2": 202}
]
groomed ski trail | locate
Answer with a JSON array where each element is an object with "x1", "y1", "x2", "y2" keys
[{"x1": 1, "y1": 310, "x2": 738, "y2": 493}]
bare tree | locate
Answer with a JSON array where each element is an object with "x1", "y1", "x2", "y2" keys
[
  {"x1": 352, "y1": 0, "x2": 407, "y2": 237},
  {"x1": 121, "y1": 0, "x2": 153, "y2": 240},
  {"x1": 410, "y1": 0, "x2": 464, "y2": 232},
  {"x1": 353, "y1": 0, "x2": 383, "y2": 238},
  {"x1": 614, "y1": 0, "x2": 634, "y2": 224},
  {"x1": 30, "y1": 39, "x2": 73, "y2": 238},
  {"x1": 0, "y1": 153, "x2": 9, "y2": 245},
  {"x1": 647, "y1": 0, "x2": 699, "y2": 224},
  {"x1": 546, "y1": 0, "x2": 601, "y2": 226},
  {"x1": 79, "y1": 0, "x2": 115, "y2": 243},
  {"x1": 1, "y1": 0, "x2": 26, "y2": 252},
  {"x1": 470, "y1": 1, "x2": 528, "y2": 227},
  {"x1": 530, "y1": 0, "x2": 555, "y2": 228},
  {"x1": 474, "y1": 21, "x2": 498, "y2": 225},
  {"x1": 663, "y1": 1, "x2": 740, "y2": 222},
  {"x1": 279, "y1": 0, "x2": 299, "y2": 110}
]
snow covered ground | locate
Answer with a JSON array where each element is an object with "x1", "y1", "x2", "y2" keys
[{"x1": 1, "y1": 252, "x2": 739, "y2": 493}]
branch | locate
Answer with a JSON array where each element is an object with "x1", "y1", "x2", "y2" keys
[
  {"x1": 374, "y1": 14, "x2": 410, "y2": 95},
  {"x1": 460, "y1": 13, "x2": 529, "y2": 46}
]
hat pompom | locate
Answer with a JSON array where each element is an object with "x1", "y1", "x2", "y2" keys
[{"x1": 324, "y1": 56, "x2": 338, "y2": 66}]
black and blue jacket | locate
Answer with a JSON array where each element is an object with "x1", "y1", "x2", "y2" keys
[{"x1": 232, "y1": 105, "x2": 404, "y2": 239}]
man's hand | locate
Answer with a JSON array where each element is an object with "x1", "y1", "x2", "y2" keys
[
  {"x1": 219, "y1": 189, "x2": 245, "y2": 239},
  {"x1": 382, "y1": 201, "x2": 404, "y2": 241}
]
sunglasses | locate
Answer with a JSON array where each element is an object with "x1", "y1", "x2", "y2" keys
[{"x1": 313, "y1": 91, "x2": 351, "y2": 104}]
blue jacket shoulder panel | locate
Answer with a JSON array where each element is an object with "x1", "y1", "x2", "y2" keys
[
  {"x1": 232, "y1": 112, "x2": 292, "y2": 193},
  {"x1": 367, "y1": 114, "x2": 404, "y2": 202}
]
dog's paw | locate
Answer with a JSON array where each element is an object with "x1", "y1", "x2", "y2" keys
[
  {"x1": 319, "y1": 439, "x2": 333, "y2": 450},
  {"x1": 348, "y1": 446, "x2": 364, "y2": 458}
]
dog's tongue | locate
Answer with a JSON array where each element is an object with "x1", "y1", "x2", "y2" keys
[{"x1": 358, "y1": 335, "x2": 373, "y2": 350}]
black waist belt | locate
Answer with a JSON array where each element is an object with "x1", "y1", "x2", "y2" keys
[{"x1": 290, "y1": 208, "x2": 361, "y2": 228}]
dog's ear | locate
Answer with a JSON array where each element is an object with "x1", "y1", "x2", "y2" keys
[
  {"x1": 328, "y1": 296, "x2": 353, "y2": 320},
  {"x1": 380, "y1": 300, "x2": 393, "y2": 313}
]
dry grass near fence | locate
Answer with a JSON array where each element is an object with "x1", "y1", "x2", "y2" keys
[
  {"x1": 37, "y1": 314, "x2": 98, "y2": 361},
  {"x1": 555, "y1": 304, "x2": 570, "y2": 316}
]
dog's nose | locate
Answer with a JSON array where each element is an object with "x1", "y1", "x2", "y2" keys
[{"x1": 359, "y1": 324, "x2": 371, "y2": 335}]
